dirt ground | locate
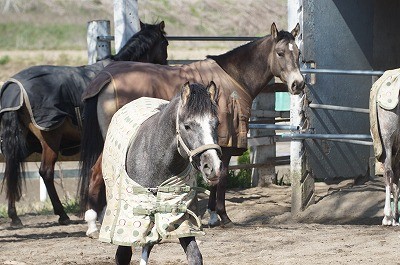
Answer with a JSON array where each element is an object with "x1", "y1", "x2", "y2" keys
[{"x1": 1, "y1": 176, "x2": 400, "y2": 265}]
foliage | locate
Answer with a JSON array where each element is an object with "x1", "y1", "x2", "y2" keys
[
  {"x1": 0, "y1": 55, "x2": 10, "y2": 65},
  {"x1": 0, "y1": 23, "x2": 87, "y2": 50},
  {"x1": 227, "y1": 149, "x2": 251, "y2": 188},
  {"x1": 197, "y1": 149, "x2": 252, "y2": 189}
]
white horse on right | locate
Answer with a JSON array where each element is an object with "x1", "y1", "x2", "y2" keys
[{"x1": 370, "y1": 68, "x2": 400, "y2": 226}]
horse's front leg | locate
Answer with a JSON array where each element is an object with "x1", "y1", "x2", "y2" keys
[
  {"x1": 115, "y1": 246, "x2": 132, "y2": 265},
  {"x1": 215, "y1": 154, "x2": 234, "y2": 227},
  {"x1": 39, "y1": 144, "x2": 70, "y2": 225},
  {"x1": 179, "y1": 237, "x2": 203, "y2": 265}
]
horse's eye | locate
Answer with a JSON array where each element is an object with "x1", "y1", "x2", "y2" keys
[
  {"x1": 277, "y1": 51, "x2": 285, "y2": 57},
  {"x1": 184, "y1": 124, "x2": 191, "y2": 130}
]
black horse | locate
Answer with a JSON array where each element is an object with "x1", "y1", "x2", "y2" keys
[
  {"x1": 99, "y1": 82, "x2": 221, "y2": 265},
  {"x1": 0, "y1": 21, "x2": 168, "y2": 227}
]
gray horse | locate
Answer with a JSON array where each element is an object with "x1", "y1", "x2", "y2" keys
[{"x1": 99, "y1": 82, "x2": 222, "y2": 265}]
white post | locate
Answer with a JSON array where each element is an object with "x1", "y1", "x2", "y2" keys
[
  {"x1": 113, "y1": 0, "x2": 140, "y2": 53},
  {"x1": 87, "y1": 20, "x2": 112, "y2": 64},
  {"x1": 288, "y1": 0, "x2": 315, "y2": 213}
]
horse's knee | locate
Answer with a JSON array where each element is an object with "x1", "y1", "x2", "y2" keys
[{"x1": 39, "y1": 167, "x2": 54, "y2": 182}]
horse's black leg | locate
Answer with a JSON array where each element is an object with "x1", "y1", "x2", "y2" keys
[
  {"x1": 115, "y1": 246, "x2": 132, "y2": 265},
  {"x1": 215, "y1": 154, "x2": 233, "y2": 227},
  {"x1": 206, "y1": 185, "x2": 220, "y2": 227},
  {"x1": 8, "y1": 199, "x2": 22, "y2": 227},
  {"x1": 179, "y1": 237, "x2": 203, "y2": 265},
  {"x1": 39, "y1": 147, "x2": 70, "y2": 225}
]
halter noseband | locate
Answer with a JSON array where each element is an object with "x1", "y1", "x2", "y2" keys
[{"x1": 176, "y1": 107, "x2": 222, "y2": 164}]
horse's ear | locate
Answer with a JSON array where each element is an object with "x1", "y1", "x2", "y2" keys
[
  {"x1": 271, "y1": 22, "x2": 278, "y2": 39},
  {"x1": 291, "y1": 23, "x2": 300, "y2": 38},
  {"x1": 159, "y1": 21, "x2": 165, "y2": 31},
  {"x1": 181, "y1": 81, "x2": 191, "y2": 105},
  {"x1": 207, "y1": 81, "x2": 218, "y2": 102}
]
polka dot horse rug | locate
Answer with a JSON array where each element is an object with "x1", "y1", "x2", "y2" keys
[{"x1": 99, "y1": 97, "x2": 204, "y2": 247}]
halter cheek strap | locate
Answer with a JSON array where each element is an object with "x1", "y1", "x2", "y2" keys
[{"x1": 176, "y1": 109, "x2": 222, "y2": 163}]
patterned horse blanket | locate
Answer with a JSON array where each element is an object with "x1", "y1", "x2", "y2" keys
[
  {"x1": 83, "y1": 59, "x2": 252, "y2": 152},
  {"x1": 99, "y1": 97, "x2": 204, "y2": 247},
  {"x1": 369, "y1": 69, "x2": 400, "y2": 159},
  {"x1": 0, "y1": 60, "x2": 109, "y2": 130},
  {"x1": 369, "y1": 68, "x2": 400, "y2": 174}
]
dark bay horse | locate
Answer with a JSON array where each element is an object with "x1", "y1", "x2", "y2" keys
[
  {"x1": 0, "y1": 21, "x2": 168, "y2": 227},
  {"x1": 99, "y1": 82, "x2": 221, "y2": 265},
  {"x1": 80, "y1": 23, "x2": 305, "y2": 234},
  {"x1": 370, "y1": 69, "x2": 400, "y2": 226}
]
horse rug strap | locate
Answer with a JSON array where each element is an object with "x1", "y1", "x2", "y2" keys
[
  {"x1": 370, "y1": 68, "x2": 400, "y2": 165},
  {"x1": 99, "y1": 97, "x2": 205, "y2": 247}
]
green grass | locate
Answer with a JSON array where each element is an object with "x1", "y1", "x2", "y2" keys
[
  {"x1": 0, "y1": 23, "x2": 87, "y2": 50},
  {"x1": 0, "y1": 55, "x2": 10, "y2": 65},
  {"x1": 0, "y1": 198, "x2": 80, "y2": 218},
  {"x1": 197, "y1": 149, "x2": 252, "y2": 189}
]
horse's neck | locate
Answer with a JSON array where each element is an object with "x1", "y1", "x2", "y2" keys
[
  {"x1": 125, "y1": 100, "x2": 188, "y2": 188},
  {"x1": 211, "y1": 37, "x2": 275, "y2": 99}
]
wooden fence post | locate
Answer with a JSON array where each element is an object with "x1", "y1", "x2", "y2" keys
[
  {"x1": 87, "y1": 20, "x2": 111, "y2": 64},
  {"x1": 250, "y1": 87, "x2": 276, "y2": 186}
]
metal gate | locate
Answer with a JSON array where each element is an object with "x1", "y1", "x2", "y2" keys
[{"x1": 288, "y1": 0, "x2": 400, "y2": 212}]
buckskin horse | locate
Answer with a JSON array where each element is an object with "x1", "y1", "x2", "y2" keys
[
  {"x1": 0, "y1": 21, "x2": 168, "y2": 227},
  {"x1": 99, "y1": 82, "x2": 221, "y2": 265},
  {"x1": 370, "y1": 69, "x2": 400, "y2": 226},
  {"x1": 79, "y1": 23, "x2": 305, "y2": 236}
]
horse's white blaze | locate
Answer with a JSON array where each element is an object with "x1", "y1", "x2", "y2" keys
[
  {"x1": 288, "y1": 43, "x2": 294, "y2": 51},
  {"x1": 198, "y1": 115, "x2": 221, "y2": 178}
]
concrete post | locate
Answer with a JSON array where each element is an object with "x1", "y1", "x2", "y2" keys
[
  {"x1": 113, "y1": 0, "x2": 140, "y2": 53},
  {"x1": 87, "y1": 20, "x2": 111, "y2": 64}
]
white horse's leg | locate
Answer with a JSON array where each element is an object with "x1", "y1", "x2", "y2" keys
[
  {"x1": 97, "y1": 83, "x2": 118, "y2": 139},
  {"x1": 383, "y1": 185, "x2": 394, "y2": 226},
  {"x1": 140, "y1": 245, "x2": 153, "y2": 265},
  {"x1": 84, "y1": 209, "x2": 99, "y2": 238}
]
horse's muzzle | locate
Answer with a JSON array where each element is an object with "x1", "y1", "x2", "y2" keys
[{"x1": 200, "y1": 150, "x2": 222, "y2": 185}]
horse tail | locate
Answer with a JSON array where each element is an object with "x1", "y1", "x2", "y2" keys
[
  {"x1": 79, "y1": 96, "x2": 104, "y2": 212},
  {"x1": 0, "y1": 111, "x2": 27, "y2": 202}
]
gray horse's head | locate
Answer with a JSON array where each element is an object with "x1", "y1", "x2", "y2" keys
[{"x1": 177, "y1": 82, "x2": 222, "y2": 185}]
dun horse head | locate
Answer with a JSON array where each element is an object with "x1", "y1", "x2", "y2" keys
[
  {"x1": 177, "y1": 82, "x2": 222, "y2": 185},
  {"x1": 269, "y1": 22, "x2": 305, "y2": 94}
]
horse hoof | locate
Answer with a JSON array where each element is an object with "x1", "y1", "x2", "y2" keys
[
  {"x1": 10, "y1": 219, "x2": 23, "y2": 228},
  {"x1": 58, "y1": 216, "x2": 71, "y2": 225},
  {"x1": 220, "y1": 220, "x2": 235, "y2": 228},
  {"x1": 207, "y1": 220, "x2": 221, "y2": 228},
  {"x1": 87, "y1": 230, "x2": 99, "y2": 239}
]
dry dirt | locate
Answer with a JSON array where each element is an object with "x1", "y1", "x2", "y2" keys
[{"x1": 1, "y1": 177, "x2": 400, "y2": 265}]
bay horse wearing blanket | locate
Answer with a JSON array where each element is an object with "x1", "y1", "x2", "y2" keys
[
  {"x1": 100, "y1": 82, "x2": 221, "y2": 265},
  {"x1": 79, "y1": 23, "x2": 305, "y2": 234},
  {"x1": 0, "y1": 21, "x2": 168, "y2": 227},
  {"x1": 370, "y1": 68, "x2": 400, "y2": 226}
]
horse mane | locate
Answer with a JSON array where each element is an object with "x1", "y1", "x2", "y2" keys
[
  {"x1": 207, "y1": 29, "x2": 293, "y2": 62},
  {"x1": 180, "y1": 83, "x2": 218, "y2": 118},
  {"x1": 111, "y1": 22, "x2": 166, "y2": 61}
]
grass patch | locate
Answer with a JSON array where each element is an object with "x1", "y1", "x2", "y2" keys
[
  {"x1": 0, "y1": 198, "x2": 80, "y2": 219},
  {"x1": 197, "y1": 149, "x2": 251, "y2": 189},
  {"x1": 0, "y1": 23, "x2": 87, "y2": 50},
  {"x1": 0, "y1": 55, "x2": 10, "y2": 65}
]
